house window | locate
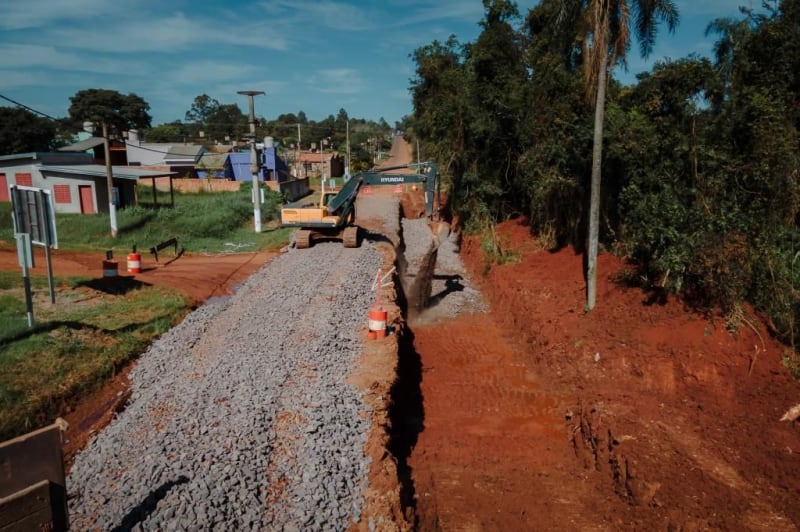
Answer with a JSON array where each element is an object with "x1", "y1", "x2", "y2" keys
[
  {"x1": 53, "y1": 184, "x2": 72, "y2": 204},
  {"x1": 15, "y1": 173, "x2": 32, "y2": 187}
]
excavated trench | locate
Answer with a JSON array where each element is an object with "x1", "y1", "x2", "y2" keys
[
  {"x1": 403, "y1": 244, "x2": 439, "y2": 318},
  {"x1": 386, "y1": 204, "x2": 441, "y2": 526}
]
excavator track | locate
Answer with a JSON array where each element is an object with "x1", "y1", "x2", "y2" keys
[
  {"x1": 295, "y1": 229, "x2": 312, "y2": 249},
  {"x1": 342, "y1": 226, "x2": 360, "y2": 248}
]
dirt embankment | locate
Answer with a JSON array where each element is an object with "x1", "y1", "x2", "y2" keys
[{"x1": 407, "y1": 216, "x2": 800, "y2": 530}]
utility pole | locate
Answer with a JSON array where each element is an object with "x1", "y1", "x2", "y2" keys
[
  {"x1": 102, "y1": 121, "x2": 118, "y2": 237},
  {"x1": 320, "y1": 137, "x2": 325, "y2": 183},
  {"x1": 238, "y1": 90, "x2": 265, "y2": 233},
  {"x1": 296, "y1": 123, "x2": 301, "y2": 177},
  {"x1": 346, "y1": 120, "x2": 351, "y2": 178}
]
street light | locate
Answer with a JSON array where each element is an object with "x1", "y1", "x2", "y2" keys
[{"x1": 237, "y1": 90, "x2": 265, "y2": 233}]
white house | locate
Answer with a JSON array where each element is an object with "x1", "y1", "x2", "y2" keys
[
  {"x1": 0, "y1": 152, "x2": 175, "y2": 214},
  {"x1": 125, "y1": 130, "x2": 205, "y2": 176}
]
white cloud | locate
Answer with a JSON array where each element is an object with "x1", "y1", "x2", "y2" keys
[
  {"x1": 0, "y1": 0, "x2": 490, "y2": 126},
  {"x1": 0, "y1": 0, "x2": 117, "y2": 29},
  {"x1": 0, "y1": 44, "x2": 77, "y2": 68},
  {"x1": 397, "y1": 1, "x2": 485, "y2": 26},
  {"x1": 312, "y1": 69, "x2": 364, "y2": 94},
  {"x1": 258, "y1": 0, "x2": 373, "y2": 31},
  {"x1": 0, "y1": 69, "x2": 56, "y2": 89},
  {"x1": 166, "y1": 62, "x2": 261, "y2": 85},
  {"x1": 50, "y1": 12, "x2": 288, "y2": 53},
  {"x1": 388, "y1": 0, "x2": 539, "y2": 27},
  {"x1": 0, "y1": 44, "x2": 151, "y2": 75}
]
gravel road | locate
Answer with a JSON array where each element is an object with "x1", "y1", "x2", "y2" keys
[
  {"x1": 66, "y1": 188, "x2": 484, "y2": 530},
  {"x1": 67, "y1": 196, "x2": 397, "y2": 531}
]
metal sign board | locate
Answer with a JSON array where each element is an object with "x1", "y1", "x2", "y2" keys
[
  {"x1": 16, "y1": 232, "x2": 33, "y2": 269},
  {"x1": 9, "y1": 185, "x2": 58, "y2": 249}
]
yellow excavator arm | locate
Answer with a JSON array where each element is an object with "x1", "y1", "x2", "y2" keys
[{"x1": 281, "y1": 162, "x2": 439, "y2": 248}]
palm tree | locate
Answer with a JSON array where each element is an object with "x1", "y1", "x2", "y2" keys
[
  {"x1": 704, "y1": 16, "x2": 752, "y2": 109},
  {"x1": 581, "y1": 0, "x2": 679, "y2": 310}
]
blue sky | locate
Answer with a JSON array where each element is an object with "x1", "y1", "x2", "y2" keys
[{"x1": 0, "y1": 0, "x2": 755, "y2": 128}]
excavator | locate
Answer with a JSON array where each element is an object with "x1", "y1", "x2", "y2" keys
[{"x1": 281, "y1": 162, "x2": 440, "y2": 249}]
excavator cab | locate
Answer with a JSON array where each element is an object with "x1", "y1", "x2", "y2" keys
[
  {"x1": 321, "y1": 192, "x2": 338, "y2": 209},
  {"x1": 282, "y1": 161, "x2": 439, "y2": 249}
]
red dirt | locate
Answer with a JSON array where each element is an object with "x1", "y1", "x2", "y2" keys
[
  {"x1": 407, "y1": 216, "x2": 800, "y2": 530},
  {"x1": 0, "y1": 244, "x2": 277, "y2": 308}
]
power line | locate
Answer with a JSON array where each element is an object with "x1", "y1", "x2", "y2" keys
[
  {"x1": 0, "y1": 94, "x2": 389, "y2": 157},
  {"x1": 0, "y1": 94, "x2": 202, "y2": 157},
  {"x1": 0, "y1": 92, "x2": 61, "y2": 122}
]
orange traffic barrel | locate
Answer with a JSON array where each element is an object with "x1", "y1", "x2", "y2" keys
[
  {"x1": 368, "y1": 306, "x2": 387, "y2": 338},
  {"x1": 127, "y1": 252, "x2": 142, "y2": 274},
  {"x1": 102, "y1": 259, "x2": 118, "y2": 278}
]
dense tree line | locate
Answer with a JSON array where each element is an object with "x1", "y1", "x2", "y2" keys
[
  {"x1": 407, "y1": 0, "x2": 800, "y2": 345},
  {"x1": 143, "y1": 95, "x2": 393, "y2": 171},
  {"x1": 1, "y1": 89, "x2": 393, "y2": 173}
]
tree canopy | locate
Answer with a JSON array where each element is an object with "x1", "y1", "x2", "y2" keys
[
  {"x1": 182, "y1": 94, "x2": 247, "y2": 142},
  {"x1": 407, "y1": 0, "x2": 800, "y2": 345},
  {"x1": 0, "y1": 106, "x2": 57, "y2": 154},
  {"x1": 67, "y1": 88, "x2": 151, "y2": 133}
]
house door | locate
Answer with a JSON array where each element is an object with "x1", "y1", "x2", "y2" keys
[
  {"x1": 79, "y1": 185, "x2": 95, "y2": 214},
  {"x1": 0, "y1": 174, "x2": 7, "y2": 202}
]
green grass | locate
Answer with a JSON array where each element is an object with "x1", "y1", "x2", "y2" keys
[
  {"x1": 0, "y1": 184, "x2": 292, "y2": 255},
  {"x1": 0, "y1": 271, "x2": 58, "y2": 290},
  {"x1": 0, "y1": 293, "x2": 29, "y2": 340},
  {"x1": 0, "y1": 184, "x2": 294, "y2": 440},
  {"x1": 0, "y1": 274, "x2": 189, "y2": 440}
]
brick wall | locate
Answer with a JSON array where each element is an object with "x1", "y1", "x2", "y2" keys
[{"x1": 139, "y1": 177, "x2": 242, "y2": 193}]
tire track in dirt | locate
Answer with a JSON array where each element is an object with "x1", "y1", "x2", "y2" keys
[{"x1": 407, "y1": 314, "x2": 606, "y2": 531}]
